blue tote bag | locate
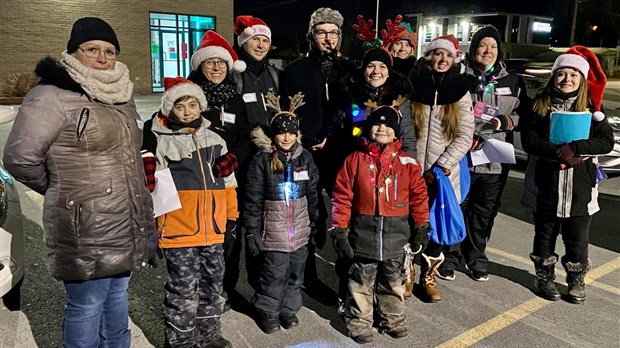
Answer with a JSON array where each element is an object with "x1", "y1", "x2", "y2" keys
[{"x1": 428, "y1": 166, "x2": 467, "y2": 245}]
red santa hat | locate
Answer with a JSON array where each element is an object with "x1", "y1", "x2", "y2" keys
[
  {"x1": 191, "y1": 30, "x2": 246, "y2": 73},
  {"x1": 423, "y1": 35, "x2": 462, "y2": 62},
  {"x1": 160, "y1": 76, "x2": 208, "y2": 117},
  {"x1": 234, "y1": 15, "x2": 271, "y2": 47},
  {"x1": 553, "y1": 45, "x2": 606, "y2": 121}
]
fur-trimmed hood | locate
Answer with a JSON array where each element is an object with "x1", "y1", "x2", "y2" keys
[
  {"x1": 34, "y1": 56, "x2": 84, "y2": 94},
  {"x1": 250, "y1": 126, "x2": 303, "y2": 156}
]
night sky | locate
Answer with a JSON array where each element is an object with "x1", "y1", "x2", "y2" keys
[{"x1": 233, "y1": 0, "x2": 618, "y2": 55}]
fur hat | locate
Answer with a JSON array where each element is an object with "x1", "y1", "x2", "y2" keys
[
  {"x1": 362, "y1": 47, "x2": 393, "y2": 71},
  {"x1": 424, "y1": 35, "x2": 461, "y2": 62},
  {"x1": 307, "y1": 7, "x2": 344, "y2": 34},
  {"x1": 67, "y1": 17, "x2": 120, "y2": 54},
  {"x1": 368, "y1": 106, "x2": 401, "y2": 138},
  {"x1": 191, "y1": 30, "x2": 246, "y2": 73},
  {"x1": 234, "y1": 15, "x2": 271, "y2": 47},
  {"x1": 468, "y1": 25, "x2": 502, "y2": 60},
  {"x1": 160, "y1": 76, "x2": 208, "y2": 117},
  {"x1": 554, "y1": 45, "x2": 607, "y2": 121}
]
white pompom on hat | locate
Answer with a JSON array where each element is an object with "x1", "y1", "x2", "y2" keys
[
  {"x1": 424, "y1": 35, "x2": 462, "y2": 62},
  {"x1": 234, "y1": 15, "x2": 271, "y2": 47},
  {"x1": 160, "y1": 76, "x2": 208, "y2": 117},
  {"x1": 553, "y1": 45, "x2": 607, "y2": 121},
  {"x1": 191, "y1": 30, "x2": 246, "y2": 73}
]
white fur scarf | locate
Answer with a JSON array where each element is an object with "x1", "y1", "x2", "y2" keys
[{"x1": 61, "y1": 51, "x2": 133, "y2": 104}]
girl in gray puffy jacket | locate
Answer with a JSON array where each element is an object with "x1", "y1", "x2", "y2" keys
[{"x1": 243, "y1": 93, "x2": 319, "y2": 334}]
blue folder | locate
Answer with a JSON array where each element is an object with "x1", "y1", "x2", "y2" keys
[{"x1": 549, "y1": 111, "x2": 591, "y2": 145}]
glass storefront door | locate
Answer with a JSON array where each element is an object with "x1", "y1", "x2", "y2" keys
[{"x1": 150, "y1": 13, "x2": 216, "y2": 92}]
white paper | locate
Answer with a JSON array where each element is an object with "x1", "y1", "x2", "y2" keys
[
  {"x1": 470, "y1": 138, "x2": 516, "y2": 166},
  {"x1": 242, "y1": 93, "x2": 258, "y2": 103},
  {"x1": 151, "y1": 169, "x2": 182, "y2": 217}
]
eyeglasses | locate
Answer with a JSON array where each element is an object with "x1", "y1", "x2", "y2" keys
[
  {"x1": 314, "y1": 30, "x2": 340, "y2": 39},
  {"x1": 203, "y1": 60, "x2": 228, "y2": 69},
  {"x1": 78, "y1": 46, "x2": 118, "y2": 60}
]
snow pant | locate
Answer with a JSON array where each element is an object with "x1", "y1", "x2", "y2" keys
[
  {"x1": 252, "y1": 246, "x2": 308, "y2": 320},
  {"x1": 345, "y1": 258, "x2": 406, "y2": 337},
  {"x1": 532, "y1": 212, "x2": 591, "y2": 263},
  {"x1": 163, "y1": 245, "x2": 225, "y2": 348}
]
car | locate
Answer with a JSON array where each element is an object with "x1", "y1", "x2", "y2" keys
[{"x1": 0, "y1": 105, "x2": 24, "y2": 310}]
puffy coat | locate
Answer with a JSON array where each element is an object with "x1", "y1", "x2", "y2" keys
[
  {"x1": 332, "y1": 140, "x2": 429, "y2": 261},
  {"x1": 149, "y1": 115, "x2": 238, "y2": 248},
  {"x1": 520, "y1": 99, "x2": 614, "y2": 217},
  {"x1": 409, "y1": 63, "x2": 474, "y2": 202},
  {"x1": 2, "y1": 57, "x2": 156, "y2": 281},
  {"x1": 244, "y1": 128, "x2": 319, "y2": 252},
  {"x1": 463, "y1": 57, "x2": 528, "y2": 174}
]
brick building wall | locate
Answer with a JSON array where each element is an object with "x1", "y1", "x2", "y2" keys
[{"x1": 0, "y1": 0, "x2": 233, "y2": 95}]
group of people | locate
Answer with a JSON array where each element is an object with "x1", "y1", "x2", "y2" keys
[{"x1": 2, "y1": 5, "x2": 614, "y2": 347}]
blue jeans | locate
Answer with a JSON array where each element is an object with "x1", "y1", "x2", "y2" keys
[{"x1": 63, "y1": 272, "x2": 131, "y2": 348}]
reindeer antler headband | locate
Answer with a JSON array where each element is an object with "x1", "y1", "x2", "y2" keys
[
  {"x1": 353, "y1": 14, "x2": 405, "y2": 49},
  {"x1": 265, "y1": 92, "x2": 306, "y2": 135}
]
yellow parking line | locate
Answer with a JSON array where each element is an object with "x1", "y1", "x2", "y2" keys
[
  {"x1": 487, "y1": 246, "x2": 620, "y2": 296},
  {"x1": 436, "y1": 256, "x2": 620, "y2": 348}
]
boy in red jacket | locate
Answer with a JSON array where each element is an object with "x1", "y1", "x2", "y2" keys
[{"x1": 331, "y1": 106, "x2": 430, "y2": 344}]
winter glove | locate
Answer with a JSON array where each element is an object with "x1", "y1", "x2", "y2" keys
[
  {"x1": 423, "y1": 167, "x2": 450, "y2": 183},
  {"x1": 330, "y1": 227, "x2": 354, "y2": 259},
  {"x1": 471, "y1": 135, "x2": 485, "y2": 150},
  {"x1": 223, "y1": 220, "x2": 237, "y2": 258},
  {"x1": 147, "y1": 248, "x2": 164, "y2": 268},
  {"x1": 310, "y1": 222, "x2": 326, "y2": 250},
  {"x1": 142, "y1": 152, "x2": 157, "y2": 192},
  {"x1": 212, "y1": 152, "x2": 238, "y2": 178},
  {"x1": 491, "y1": 115, "x2": 516, "y2": 131},
  {"x1": 409, "y1": 222, "x2": 431, "y2": 255},
  {"x1": 555, "y1": 144, "x2": 576, "y2": 162},
  {"x1": 245, "y1": 230, "x2": 263, "y2": 257}
]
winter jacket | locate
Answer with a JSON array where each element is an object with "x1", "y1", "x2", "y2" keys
[
  {"x1": 409, "y1": 63, "x2": 475, "y2": 202},
  {"x1": 147, "y1": 115, "x2": 238, "y2": 248},
  {"x1": 279, "y1": 50, "x2": 357, "y2": 145},
  {"x1": 244, "y1": 128, "x2": 319, "y2": 252},
  {"x1": 2, "y1": 57, "x2": 156, "y2": 281},
  {"x1": 331, "y1": 69, "x2": 416, "y2": 157},
  {"x1": 520, "y1": 98, "x2": 614, "y2": 217},
  {"x1": 232, "y1": 47, "x2": 280, "y2": 129},
  {"x1": 463, "y1": 57, "x2": 528, "y2": 174},
  {"x1": 332, "y1": 140, "x2": 429, "y2": 261}
]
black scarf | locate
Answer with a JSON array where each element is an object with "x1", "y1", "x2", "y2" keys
[
  {"x1": 167, "y1": 114, "x2": 203, "y2": 131},
  {"x1": 551, "y1": 87, "x2": 579, "y2": 100},
  {"x1": 410, "y1": 65, "x2": 470, "y2": 106},
  {"x1": 199, "y1": 79, "x2": 237, "y2": 107},
  {"x1": 237, "y1": 47, "x2": 269, "y2": 75}
]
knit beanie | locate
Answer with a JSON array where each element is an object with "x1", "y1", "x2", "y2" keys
[
  {"x1": 67, "y1": 17, "x2": 120, "y2": 54},
  {"x1": 468, "y1": 25, "x2": 502, "y2": 59},
  {"x1": 362, "y1": 47, "x2": 393, "y2": 72},
  {"x1": 368, "y1": 106, "x2": 401, "y2": 138},
  {"x1": 270, "y1": 114, "x2": 299, "y2": 135}
]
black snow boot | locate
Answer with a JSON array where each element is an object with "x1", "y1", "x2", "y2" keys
[
  {"x1": 529, "y1": 253, "x2": 561, "y2": 301},
  {"x1": 561, "y1": 257, "x2": 591, "y2": 304}
]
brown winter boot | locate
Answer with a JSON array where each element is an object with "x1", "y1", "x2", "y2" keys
[
  {"x1": 404, "y1": 257, "x2": 415, "y2": 299},
  {"x1": 419, "y1": 253, "x2": 444, "y2": 303},
  {"x1": 562, "y1": 257, "x2": 591, "y2": 304}
]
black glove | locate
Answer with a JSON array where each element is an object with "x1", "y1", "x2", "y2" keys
[
  {"x1": 245, "y1": 230, "x2": 263, "y2": 257},
  {"x1": 410, "y1": 222, "x2": 431, "y2": 254},
  {"x1": 311, "y1": 222, "x2": 326, "y2": 250},
  {"x1": 147, "y1": 248, "x2": 164, "y2": 268},
  {"x1": 330, "y1": 227, "x2": 354, "y2": 259},
  {"x1": 223, "y1": 220, "x2": 237, "y2": 258}
]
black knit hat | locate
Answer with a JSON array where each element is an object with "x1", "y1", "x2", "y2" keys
[
  {"x1": 362, "y1": 47, "x2": 393, "y2": 72},
  {"x1": 67, "y1": 17, "x2": 120, "y2": 54},
  {"x1": 468, "y1": 25, "x2": 502, "y2": 60},
  {"x1": 368, "y1": 106, "x2": 400, "y2": 138},
  {"x1": 270, "y1": 113, "x2": 299, "y2": 136}
]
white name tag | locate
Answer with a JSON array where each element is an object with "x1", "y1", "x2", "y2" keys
[
  {"x1": 294, "y1": 170, "x2": 309, "y2": 181},
  {"x1": 242, "y1": 93, "x2": 258, "y2": 103},
  {"x1": 136, "y1": 119, "x2": 144, "y2": 130},
  {"x1": 496, "y1": 87, "x2": 512, "y2": 96},
  {"x1": 399, "y1": 156, "x2": 418, "y2": 166},
  {"x1": 222, "y1": 112, "x2": 236, "y2": 124}
]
